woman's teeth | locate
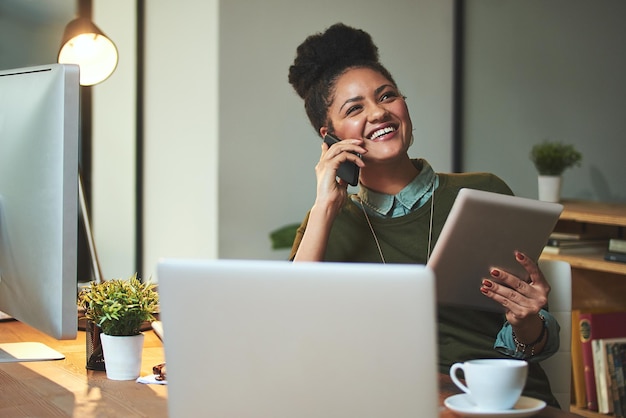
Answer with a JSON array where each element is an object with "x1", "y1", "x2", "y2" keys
[{"x1": 371, "y1": 126, "x2": 396, "y2": 140}]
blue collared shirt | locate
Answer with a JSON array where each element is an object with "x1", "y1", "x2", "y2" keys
[{"x1": 352, "y1": 160, "x2": 439, "y2": 217}]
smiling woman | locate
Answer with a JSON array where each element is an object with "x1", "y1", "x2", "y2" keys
[{"x1": 286, "y1": 22, "x2": 562, "y2": 409}]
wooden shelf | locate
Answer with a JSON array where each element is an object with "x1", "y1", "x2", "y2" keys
[
  {"x1": 549, "y1": 200, "x2": 626, "y2": 417},
  {"x1": 541, "y1": 200, "x2": 626, "y2": 275},
  {"x1": 570, "y1": 405, "x2": 605, "y2": 417},
  {"x1": 541, "y1": 251, "x2": 626, "y2": 275},
  {"x1": 559, "y1": 200, "x2": 626, "y2": 227}
]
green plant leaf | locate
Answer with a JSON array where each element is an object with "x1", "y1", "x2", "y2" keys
[
  {"x1": 78, "y1": 274, "x2": 159, "y2": 336},
  {"x1": 530, "y1": 140, "x2": 582, "y2": 175},
  {"x1": 269, "y1": 223, "x2": 300, "y2": 250}
]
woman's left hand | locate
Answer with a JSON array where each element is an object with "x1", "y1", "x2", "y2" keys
[{"x1": 480, "y1": 251, "x2": 550, "y2": 328}]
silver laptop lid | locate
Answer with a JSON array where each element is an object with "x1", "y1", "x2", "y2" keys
[{"x1": 157, "y1": 259, "x2": 438, "y2": 418}]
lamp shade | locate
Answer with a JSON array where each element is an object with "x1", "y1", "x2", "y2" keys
[{"x1": 58, "y1": 18, "x2": 118, "y2": 86}]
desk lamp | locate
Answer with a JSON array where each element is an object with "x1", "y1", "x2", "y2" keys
[{"x1": 58, "y1": 17, "x2": 118, "y2": 86}]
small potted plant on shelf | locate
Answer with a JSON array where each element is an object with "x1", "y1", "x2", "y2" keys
[
  {"x1": 78, "y1": 273, "x2": 159, "y2": 380},
  {"x1": 530, "y1": 140, "x2": 582, "y2": 202}
]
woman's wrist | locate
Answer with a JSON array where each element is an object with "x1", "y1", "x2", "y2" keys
[{"x1": 511, "y1": 313, "x2": 547, "y2": 357}]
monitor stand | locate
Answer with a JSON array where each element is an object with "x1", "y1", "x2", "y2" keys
[{"x1": 0, "y1": 341, "x2": 65, "y2": 362}]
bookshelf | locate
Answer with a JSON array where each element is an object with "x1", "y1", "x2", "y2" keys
[{"x1": 540, "y1": 200, "x2": 626, "y2": 417}]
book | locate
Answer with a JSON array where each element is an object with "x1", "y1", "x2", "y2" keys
[
  {"x1": 592, "y1": 337, "x2": 626, "y2": 413},
  {"x1": 542, "y1": 242, "x2": 606, "y2": 255},
  {"x1": 606, "y1": 251, "x2": 626, "y2": 263},
  {"x1": 616, "y1": 344, "x2": 626, "y2": 418},
  {"x1": 606, "y1": 342, "x2": 620, "y2": 417},
  {"x1": 571, "y1": 310, "x2": 587, "y2": 408},
  {"x1": 579, "y1": 311, "x2": 626, "y2": 411},
  {"x1": 609, "y1": 238, "x2": 626, "y2": 254},
  {"x1": 549, "y1": 231, "x2": 611, "y2": 241},
  {"x1": 607, "y1": 342, "x2": 626, "y2": 418},
  {"x1": 547, "y1": 238, "x2": 609, "y2": 247}
]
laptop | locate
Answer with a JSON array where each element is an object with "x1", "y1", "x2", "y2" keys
[
  {"x1": 427, "y1": 188, "x2": 563, "y2": 312},
  {"x1": 157, "y1": 259, "x2": 439, "y2": 418}
]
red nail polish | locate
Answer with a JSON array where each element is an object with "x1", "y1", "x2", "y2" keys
[
  {"x1": 490, "y1": 269, "x2": 500, "y2": 278},
  {"x1": 516, "y1": 252, "x2": 525, "y2": 261},
  {"x1": 482, "y1": 279, "x2": 493, "y2": 288}
]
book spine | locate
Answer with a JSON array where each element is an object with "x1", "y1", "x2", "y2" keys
[
  {"x1": 593, "y1": 339, "x2": 611, "y2": 413},
  {"x1": 607, "y1": 343, "x2": 621, "y2": 416},
  {"x1": 571, "y1": 310, "x2": 587, "y2": 408},
  {"x1": 611, "y1": 343, "x2": 625, "y2": 418},
  {"x1": 619, "y1": 345, "x2": 626, "y2": 418},
  {"x1": 580, "y1": 313, "x2": 600, "y2": 411}
]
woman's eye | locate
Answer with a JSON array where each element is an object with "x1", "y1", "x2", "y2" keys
[
  {"x1": 345, "y1": 105, "x2": 362, "y2": 116},
  {"x1": 380, "y1": 91, "x2": 399, "y2": 102}
]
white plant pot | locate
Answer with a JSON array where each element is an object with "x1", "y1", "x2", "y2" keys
[
  {"x1": 538, "y1": 175, "x2": 562, "y2": 203},
  {"x1": 100, "y1": 333, "x2": 145, "y2": 380}
]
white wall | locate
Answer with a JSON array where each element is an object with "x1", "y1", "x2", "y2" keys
[
  {"x1": 142, "y1": 1, "x2": 220, "y2": 278},
  {"x1": 462, "y1": 0, "x2": 626, "y2": 202},
  {"x1": 92, "y1": 0, "x2": 137, "y2": 280}
]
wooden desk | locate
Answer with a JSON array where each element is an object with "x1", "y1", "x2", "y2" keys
[
  {"x1": 1, "y1": 320, "x2": 581, "y2": 417},
  {"x1": 0, "y1": 319, "x2": 167, "y2": 417}
]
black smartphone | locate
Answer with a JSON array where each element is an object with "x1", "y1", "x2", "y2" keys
[{"x1": 323, "y1": 133, "x2": 360, "y2": 186}]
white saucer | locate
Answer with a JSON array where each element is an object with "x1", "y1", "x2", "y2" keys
[{"x1": 444, "y1": 394, "x2": 547, "y2": 417}]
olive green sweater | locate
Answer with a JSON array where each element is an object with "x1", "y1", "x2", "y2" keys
[{"x1": 289, "y1": 168, "x2": 558, "y2": 407}]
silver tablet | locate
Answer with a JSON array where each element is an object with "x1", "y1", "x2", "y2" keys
[{"x1": 427, "y1": 188, "x2": 563, "y2": 312}]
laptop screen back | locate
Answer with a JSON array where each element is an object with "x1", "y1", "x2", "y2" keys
[{"x1": 157, "y1": 259, "x2": 438, "y2": 418}]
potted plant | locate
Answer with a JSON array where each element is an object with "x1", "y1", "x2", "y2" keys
[
  {"x1": 530, "y1": 140, "x2": 582, "y2": 202},
  {"x1": 78, "y1": 274, "x2": 159, "y2": 380}
]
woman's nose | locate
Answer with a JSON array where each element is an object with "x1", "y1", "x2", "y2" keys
[{"x1": 367, "y1": 102, "x2": 389, "y2": 122}]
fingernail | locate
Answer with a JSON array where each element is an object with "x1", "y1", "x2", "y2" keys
[
  {"x1": 516, "y1": 252, "x2": 525, "y2": 261},
  {"x1": 482, "y1": 279, "x2": 493, "y2": 288},
  {"x1": 490, "y1": 269, "x2": 500, "y2": 278}
]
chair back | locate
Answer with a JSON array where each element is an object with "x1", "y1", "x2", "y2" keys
[{"x1": 538, "y1": 259, "x2": 572, "y2": 410}]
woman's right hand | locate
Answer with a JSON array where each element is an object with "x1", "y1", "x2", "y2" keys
[
  {"x1": 314, "y1": 138, "x2": 366, "y2": 215},
  {"x1": 293, "y1": 138, "x2": 366, "y2": 262}
]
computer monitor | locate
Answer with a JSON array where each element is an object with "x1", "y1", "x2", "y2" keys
[{"x1": 0, "y1": 63, "x2": 80, "y2": 361}]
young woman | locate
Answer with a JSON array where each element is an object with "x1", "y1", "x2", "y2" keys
[{"x1": 288, "y1": 23, "x2": 561, "y2": 407}]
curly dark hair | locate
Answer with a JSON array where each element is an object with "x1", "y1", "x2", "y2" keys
[{"x1": 288, "y1": 23, "x2": 397, "y2": 135}]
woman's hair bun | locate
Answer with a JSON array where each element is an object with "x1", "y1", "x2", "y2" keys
[{"x1": 289, "y1": 23, "x2": 380, "y2": 99}]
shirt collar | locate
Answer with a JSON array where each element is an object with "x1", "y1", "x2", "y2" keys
[{"x1": 355, "y1": 159, "x2": 438, "y2": 217}]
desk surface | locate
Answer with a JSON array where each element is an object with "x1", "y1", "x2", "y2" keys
[{"x1": 1, "y1": 320, "x2": 580, "y2": 417}]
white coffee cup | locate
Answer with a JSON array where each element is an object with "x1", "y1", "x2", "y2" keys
[{"x1": 449, "y1": 359, "x2": 528, "y2": 411}]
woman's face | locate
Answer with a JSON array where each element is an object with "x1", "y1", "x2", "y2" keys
[{"x1": 321, "y1": 67, "x2": 413, "y2": 163}]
